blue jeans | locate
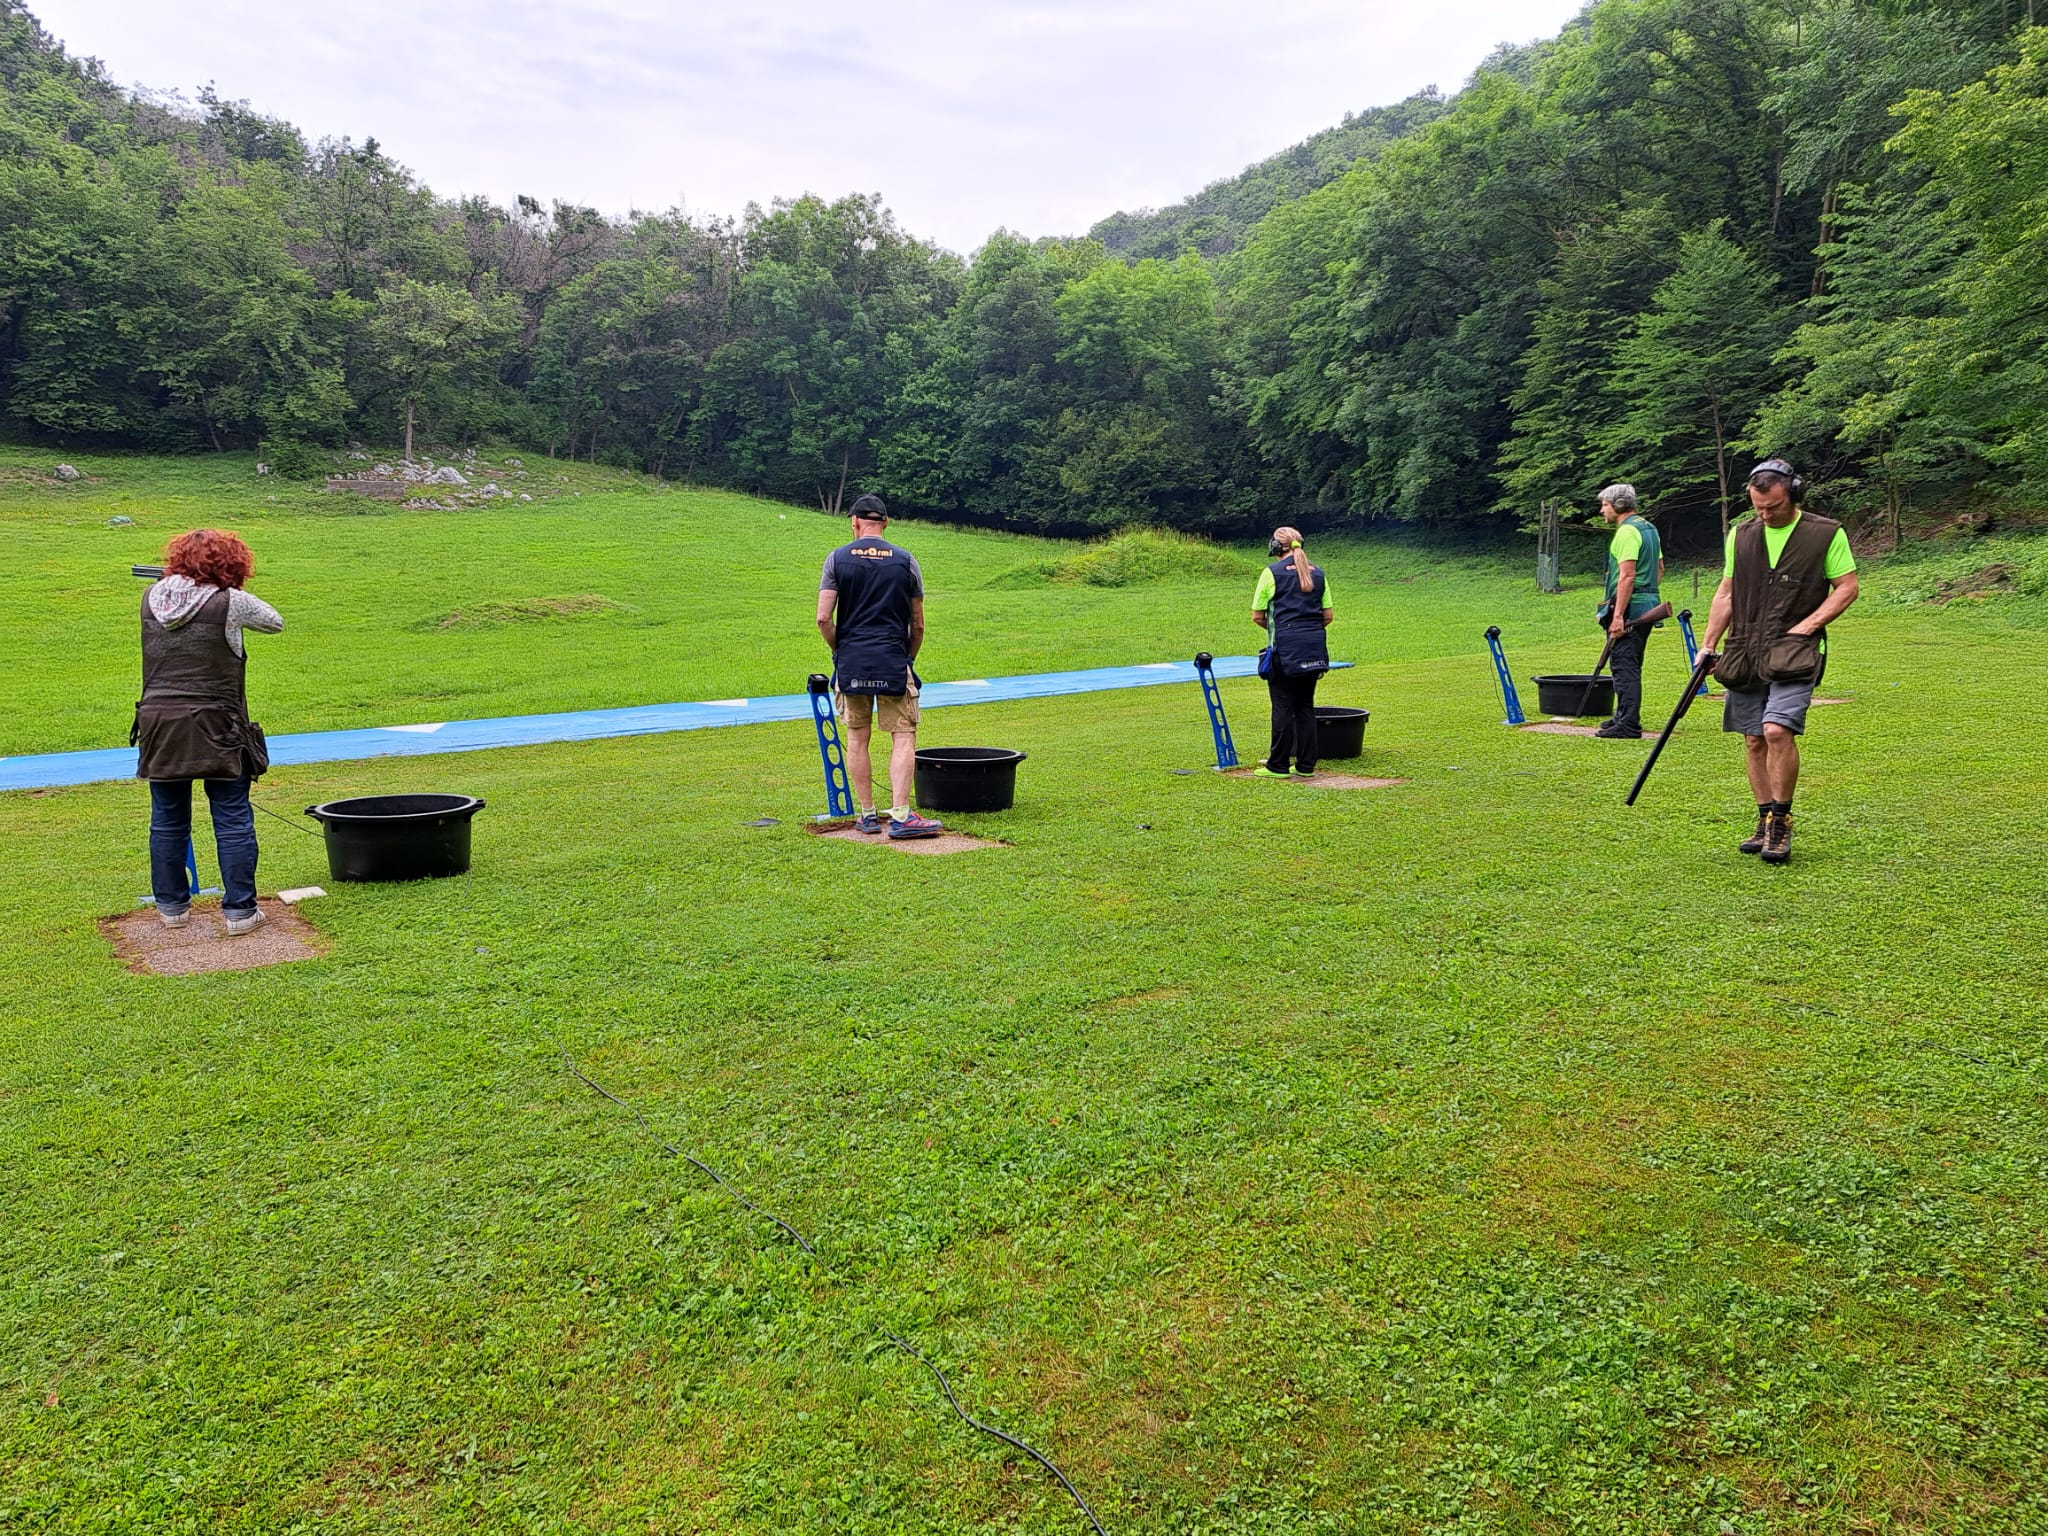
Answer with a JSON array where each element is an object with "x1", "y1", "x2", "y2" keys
[{"x1": 150, "y1": 776, "x2": 259, "y2": 918}]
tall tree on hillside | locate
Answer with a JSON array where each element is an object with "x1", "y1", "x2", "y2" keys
[
  {"x1": 1890, "y1": 27, "x2": 2048, "y2": 504},
  {"x1": 1750, "y1": 180, "x2": 1980, "y2": 543},
  {"x1": 874, "y1": 232, "x2": 1102, "y2": 524},
  {"x1": 362, "y1": 277, "x2": 517, "y2": 460},
  {"x1": 1497, "y1": 208, "x2": 1675, "y2": 517},
  {"x1": 1049, "y1": 253, "x2": 1235, "y2": 529},
  {"x1": 1602, "y1": 222, "x2": 1786, "y2": 533},
  {"x1": 690, "y1": 194, "x2": 957, "y2": 508},
  {"x1": 295, "y1": 137, "x2": 448, "y2": 301},
  {"x1": 1219, "y1": 166, "x2": 1375, "y2": 517}
]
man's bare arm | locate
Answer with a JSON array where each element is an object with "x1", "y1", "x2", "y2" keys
[
  {"x1": 1702, "y1": 576, "x2": 1735, "y2": 652},
  {"x1": 1787, "y1": 571, "x2": 1858, "y2": 636},
  {"x1": 816, "y1": 589, "x2": 837, "y2": 650},
  {"x1": 1610, "y1": 558, "x2": 1637, "y2": 636},
  {"x1": 908, "y1": 598, "x2": 925, "y2": 662}
]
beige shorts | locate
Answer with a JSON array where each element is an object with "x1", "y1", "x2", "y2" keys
[{"x1": 836, "y1": 689, "x2": 919, "y2": 734}]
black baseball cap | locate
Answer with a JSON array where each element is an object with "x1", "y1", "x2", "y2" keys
[{"x1": 850, "y1": 493, "x2": 887, "y2": 517}]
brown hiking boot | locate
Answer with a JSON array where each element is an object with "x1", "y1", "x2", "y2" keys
[
  {"x1": 1739, "y1": 808, "x2": 1770, "y2": 855},
  {"x1": 1760, "y1": 812, "x2": 1792, "y2": 864}
]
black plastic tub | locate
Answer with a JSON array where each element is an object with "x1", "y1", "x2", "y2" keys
[
  {"x1": 913, "y1": 748, "x2": 1026, "y2": 813},
  {"x1": 304, "y1": 794, "x2": 485, "y2": 882},
  {"x1": 1314, "y1": 706, "x2": 1371, "y2": 759},
  {"x1": 1531, "y1": 675, "x2": 1615, "y2": 717}
]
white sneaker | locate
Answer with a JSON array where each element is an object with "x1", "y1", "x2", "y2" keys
[
  {"x1": 224, "y1": 909, "x2": 267, "y2": 936},
  {"x1": 159, "y1": 908, "x2": 191, "y2": 930}
]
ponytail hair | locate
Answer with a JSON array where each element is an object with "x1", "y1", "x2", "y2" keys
[{"x1": 1272, "y1": 526, "x2": 1313, "y2": 592}]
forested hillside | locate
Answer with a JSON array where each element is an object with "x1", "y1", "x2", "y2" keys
[
  {"x1": 1088, "y1": 88, "x2": 1454, "y2": 261},
  {"x1": 2, "y1": 0, "x2": 2044, "y2": 540}
]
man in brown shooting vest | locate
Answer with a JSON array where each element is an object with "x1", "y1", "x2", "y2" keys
[{"x1": 1698, "y1": 459, "x2": 1858, "y2": 864}]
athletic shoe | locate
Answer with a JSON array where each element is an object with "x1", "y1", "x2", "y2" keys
[
  {"x1": 224, "y1": 908, "x2": 267, "y2": 936},
  {"x1": 887, "y1": 812, "x2": 945, "y2": 840},
  {"x1": 1252, "y1": 766, "x2": 1292, "y2": 779},
  {"x1": 854, "y1": 811, "x2": 884, "y2": 834},
  {"x1": 1291, "y1": 768, "x2": 1318, "y2": 779},
  {"x1": 1738, "y1": 809, "x2": 1770, "y2": 855},
  {"x1": 1761, "y1": 813, "x2": 1792, "y2": 865},
  {"x1": 1593, "y1": 721, "x2": 1642, "y2": 739},
  {"x1": 158, "y1": 907, "x2": 190, "y2": 930}
]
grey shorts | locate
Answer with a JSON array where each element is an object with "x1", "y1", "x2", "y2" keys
[{"x1": 1723, "y1": 680, "x2": 1815, "y2": 737}]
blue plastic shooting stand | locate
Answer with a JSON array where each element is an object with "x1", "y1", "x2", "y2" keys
[
  {"x1": 805, "y1": 673, "x2": 855, "y2": 820},
  {"x1": 1192, "y1": 652, "x2": 1239, "y2": 770},
  {"x1": 140, "y1": 837, "x2": 222, "y2": 908},
  {"x1": 1676, "y1": 610, "x2": 1712, "y2": 697},
  {"x1": 1485, "y1": 627, "x2": 1526, "y2": 725}
]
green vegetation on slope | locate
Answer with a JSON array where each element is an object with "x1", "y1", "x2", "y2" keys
[
  {"x1": 6, "y1": 2, "x2": 2048, "y2": 539},
  {"x1": 4, "y1": 465, "x2": 2048, "y2": 1532},
  {"x1": 1087, "y1": 88, "x2": 1452, "y2": 260}
]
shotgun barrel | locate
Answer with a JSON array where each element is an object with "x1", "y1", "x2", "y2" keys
[
  {"x1": 132, "y1": 564, "x2": 164, "y2": 579},
  {"x1": 1626, "y1": 648, "x2": 1717, "y2": 805},
  {"x1": 1575, "y1": 602, "x2": 1676, "y2": 717}
]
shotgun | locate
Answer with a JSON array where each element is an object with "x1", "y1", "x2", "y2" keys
[
  {"x1": 1574, "y1": 600, "x2": 1674, "y2": 717},
  {"x1": 1626, "y1": 646, "x2": 1717, "y2": 805}
]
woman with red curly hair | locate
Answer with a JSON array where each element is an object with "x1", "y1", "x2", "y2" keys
[{"x1": 134, "y1": 529, "x2": 285, "y2": 934}]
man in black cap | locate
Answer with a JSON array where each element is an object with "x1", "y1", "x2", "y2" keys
[
  {"x1": 815, "y1": 494, "x2": 944, "y2": 839},
  {"x1": 1699, "y1": 459, "x2": 1859, "y2": 864}
]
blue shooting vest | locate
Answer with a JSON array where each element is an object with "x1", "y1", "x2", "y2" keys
[
  {"x1": 828, "y1": 536, "x2": 919, "y2": 695},
  {"x1": 1265, "y1": 558, "x2": 1330, "y2": 674}
]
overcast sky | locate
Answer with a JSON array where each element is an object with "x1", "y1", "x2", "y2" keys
[{"x1": 33, "y1": 0, "x2": 1587, "y2": 253}]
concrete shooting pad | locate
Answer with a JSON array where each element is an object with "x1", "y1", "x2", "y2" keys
[
  {"x1": 807, "y1": 823, "x2": 1007, "y2": 855},
  {"x1": 101, "y1": 898, "x2": 326, "y2": 976}
]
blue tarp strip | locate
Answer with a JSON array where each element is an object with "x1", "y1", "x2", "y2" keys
[{"x1": 0, "y1": 655, "x2": 1347, "y2": 792}]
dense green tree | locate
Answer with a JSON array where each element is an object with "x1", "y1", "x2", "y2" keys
[
  {"x1": 361, "y1": 277, "x2": 518, "y2": 460},
  {"x1": 1049, "y1": 253, "x2": 1235, "y2": 529},
  {"x1": 1890, "y1": 26, "x2": 2048, "y2": 503},
  {"x1": 4, "y1": 0, "x2": 2047, "y2": 539},
  {"x1": 690, "y1": 194, "x2": 957, "y2": 508},
  {"x1": 874, "y1": 232, "x2": 1102, "y2": 524},
  {"x1": 1602, "y1": 222, "x2": 1784, "y2": 531}
]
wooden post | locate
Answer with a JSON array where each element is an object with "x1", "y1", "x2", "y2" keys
[{"x1": 1536, "y1": 499, "x2": 1562, "y2": 593}]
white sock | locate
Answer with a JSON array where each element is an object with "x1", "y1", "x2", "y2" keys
[{"x1": 891, "y1": 805, "x2": 910, "y2": 821}]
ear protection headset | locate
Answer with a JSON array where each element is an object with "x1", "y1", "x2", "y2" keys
[{"x1": 1748, "y1": 458, "x2": 1804, "y2": 499}]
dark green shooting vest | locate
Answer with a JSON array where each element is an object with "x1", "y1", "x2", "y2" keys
[
  {"x1": 133, "y1": 587, "x2": 258, "y2": 780},
  {"x1": 1712, "y1": 511, "x2": 1841, "y2": 693},
  {"x1": 1603, "y1": 515, "x2": 1662, "y2": 621}
]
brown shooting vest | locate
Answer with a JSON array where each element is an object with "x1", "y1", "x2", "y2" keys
[
  {"x1": 132, "y1": 587, "x2": 257, "y2": 781},
  {"x1": 1712, "y1": 511, "x2": 1841, "y2": 693}
]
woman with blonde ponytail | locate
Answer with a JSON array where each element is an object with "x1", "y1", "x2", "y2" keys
[{"x1": 1250, "y1": 526, "x2": 1335, "y2": 778}]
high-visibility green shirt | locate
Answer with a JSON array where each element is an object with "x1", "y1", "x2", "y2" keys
[
  {"x1": 1723, "y1": 513, "x2": 1856, "y2": 581},
  {"x1": 1252, "y1": 567, "x2": 1335, "y2": 611},
  {"x1": 1605, "y1": 515, "x2": 1661, "y2": 616}
]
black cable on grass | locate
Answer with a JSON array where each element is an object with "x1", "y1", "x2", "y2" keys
[
  {"x1": 251, "y1": 799, "x2": 323, "y2": 837},
  {"x1": 874, "y1": 1324, "x2": 1109, "y2": 1536},
  {"x1": 563, "y1": 1053, "x2": 1108, "y2": 1536},
  {"x1": 563, "y1": 1058, "x2": 816, "y2": 1258}
]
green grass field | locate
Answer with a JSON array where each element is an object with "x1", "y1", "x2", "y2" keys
[{"x1": 4, "y1": 448, "x2": 2048, "y2": 1534}]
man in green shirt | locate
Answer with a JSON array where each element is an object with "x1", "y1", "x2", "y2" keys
[
  {"x1": 1595, "y1": 483, "x2": 1663, "y2": 739},
  {"x1": 1699, "y1": 459, "x2": 1859, "y2": 864}
]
